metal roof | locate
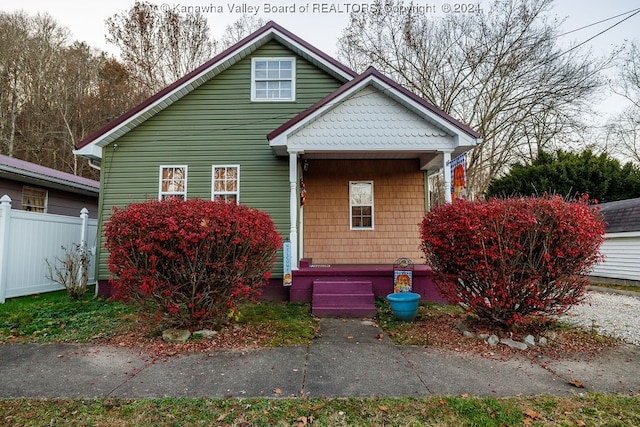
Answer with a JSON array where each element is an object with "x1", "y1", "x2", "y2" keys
[{"x1": 0, "y1": 154, "x2": 99, "y2": 196}]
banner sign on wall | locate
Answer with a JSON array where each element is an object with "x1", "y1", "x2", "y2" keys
[
  {"x1": 283, "y1": 240, "x2": 292, "y2": 286},
  {"x1": 450, "y1": 153, "x2": 467, "y2": 201}
]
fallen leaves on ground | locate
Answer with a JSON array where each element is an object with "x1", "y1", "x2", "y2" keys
[
  {"x1": 95, "y1": 304, "x2": 620, "y2": 362},
  {"x1": 96, "y1": 313, "x2": 294, "y2": 359},
  {"x1": 295, "y1": 415, "x2": 313, "y2": 426},
  {"x1": 382, "y1": 305, "x2": 620, "y2": 361},
  {"x1": 523, "y1": 408, "x2": 543, "y2": 420},
  {"x1": 568, "y1": 379, "x2": 585, "y2": 388}
]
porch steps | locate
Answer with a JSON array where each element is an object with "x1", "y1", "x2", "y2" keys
[{"x1": 311, "y1": 280, "x2": 376, "y2": 317}]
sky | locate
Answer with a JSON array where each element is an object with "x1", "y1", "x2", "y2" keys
[{"x1": 4, "y1": 0, "x2": 640, "y2": 115}]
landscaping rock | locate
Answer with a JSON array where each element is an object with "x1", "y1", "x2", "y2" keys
[
  {"x1": 523, "y1": 335, "x2": 536, "y2": 347},
  {"x1": 538, "y1": 337, "x2": 548, "y2": 346},
  {"x1": 455, "y1": 321, "x2": 468, "y2": 334},
  {"x1": 162, "y1": 329, "x2": 191, "y2": 343},
  {"x1": 477, "y1": 333, "x2": 490, "y2": 340},
  {"x1": 499, "y1": 338, "x2": 528, "y2": 351},
  {"x1": 193, "y1": 329, "x2": 218, "y2": 339},
  {"x1": 462, "y1": 330, "x2": 475, "y2": 339},
  {"x1": 545, "y1": 331, "x2": 557, "y2": 341},
  {"x1": 487, "y1": 335, "x2": 500, "y2": 346}
]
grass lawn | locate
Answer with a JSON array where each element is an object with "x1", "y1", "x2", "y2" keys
[
  {"x1": 1, "y1": 289, "x2": 639, "y2": 426},
  {"x1": 0, "y1": 289, "x2": 316, "y2": 348},
  {"x1": 1, "y1": 394, "x2": 639, "y2": 426},
  {"x1": 0, "y1": 287, "x2": 139, "y2": 343}
]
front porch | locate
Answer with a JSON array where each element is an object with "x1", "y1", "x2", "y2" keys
[
  {"x1": 268, "y1": 68, "x2": 481, "y2": 271},
  {"x1": 277, "y1": 261, "x2": 443, "y2": 317},
  {"x1": 291, "y1": 261, "x2": 442, "y2": 302}
]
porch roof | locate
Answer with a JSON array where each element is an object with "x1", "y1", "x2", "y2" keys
[{"x1": 268, "y1": 67, "x2": 481, "y2": 170}]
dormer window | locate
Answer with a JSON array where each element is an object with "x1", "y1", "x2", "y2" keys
[{"x1": 251, "y1": 58, "x2": 295, "y2": 101}]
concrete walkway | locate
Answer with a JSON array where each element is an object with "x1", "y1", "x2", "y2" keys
[{"x1": 1, "y1": 318, "x2": 639, "y2": 399}]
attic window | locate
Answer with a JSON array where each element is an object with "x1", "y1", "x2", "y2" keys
[
  {"x1": 22, "y1": 186, "x2": 47, "y2": 213},
  {"x1": 251, "y1": 58, "x2": 295, "y2": 101}
]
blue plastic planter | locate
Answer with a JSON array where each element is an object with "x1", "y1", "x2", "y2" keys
[{"x1": 386, "y1": 292, "x2": 421, "y2": 321}]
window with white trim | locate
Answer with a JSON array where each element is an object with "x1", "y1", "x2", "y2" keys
[
  {"x1": 350, "y1": 181, "x2": 374, "y2": 230},
  {"x1": 251, "y1": 58, "x2": 295, "y2": 101},
  {"x1": 212, "y1": 165, "x2": 240, "y2": 202},
  {"x1": 159, "y1": 166, "x2": 187, "y2": 200},
  {"x1": 22, "y1": 186, "x2": 47, "y2": 213}
]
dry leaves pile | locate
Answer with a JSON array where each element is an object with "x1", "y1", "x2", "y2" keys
[
  {"x1": 384, "y1": 305, "x2": 619, "y2": 360},
  {"x1": 100, "y1": 314, "x2": 286, "y2": 359}
]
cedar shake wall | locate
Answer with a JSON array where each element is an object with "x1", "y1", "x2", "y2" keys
[{"x1": 302, "y1": 159, "x2": 426, "y2": 264}]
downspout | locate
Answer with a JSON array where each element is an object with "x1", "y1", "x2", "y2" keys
[{"x1": 88, "y1": 159, "x2": 101, "y2": 171}]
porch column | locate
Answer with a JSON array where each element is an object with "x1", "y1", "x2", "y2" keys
[
  {"x1": 443, "y1": 150, "x2": 453, "y2": 204},
  {"x1": 288, "y1": 151, "x2": 299, "y2": 269}
]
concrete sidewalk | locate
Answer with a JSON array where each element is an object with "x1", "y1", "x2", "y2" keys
[{"x1": 1, "y1": 318, "x2": 639, "y2": 399}]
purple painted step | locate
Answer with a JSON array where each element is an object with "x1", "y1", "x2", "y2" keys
[{"x1": 312, "y1": 280, "x2": 376, "y2": 317}]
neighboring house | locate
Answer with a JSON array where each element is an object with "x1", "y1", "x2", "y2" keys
[
  {"x1": 74, "y1": 22, "x2": 481, "y2": 315},
  {"x1": 0, "y1": 154, "x2": 99, "y2": 218},
  {"x1": 590, "y1": 197, "x2": 640, "y2": 285},
  {"x1": 0, "y1": 155, "x2": 100, "y2": 302}
]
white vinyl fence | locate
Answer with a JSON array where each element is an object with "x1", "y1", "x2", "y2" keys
[{"x1": 0, "y1": 195, "x2": 98, "y2": 303}]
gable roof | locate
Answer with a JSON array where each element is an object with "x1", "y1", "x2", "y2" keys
[
  {"x1": 268, "y1": 67, "x2": 481, "y2": 158},
  {"x1": 269, "y1": 67, "x2": 480, "y2": 141},
  {"x1": 73, "y1": 21, "x2": 356, "y2": 161},
  {"x1": 598, "y1": 197, "x2": 640, "y2": 233},
  {"x1": 0, "y1": 155, "x2": 99, "y2": 195}
]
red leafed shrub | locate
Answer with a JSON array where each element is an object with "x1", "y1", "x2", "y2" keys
[
  {"x1": 420, "y1": 195, "x2": 605, "y2": 327},
  {"x1": 104, "y1": 198, "x2": 282, "y2": 328}
]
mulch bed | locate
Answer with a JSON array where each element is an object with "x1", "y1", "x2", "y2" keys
[
  {"x1": 98, "y1": 313, "x2": 287, "y2": 359},
  {"x1": 383, "y1": 305, "x2": 620, "y2": 361}
]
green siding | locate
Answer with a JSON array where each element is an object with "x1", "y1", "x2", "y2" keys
[{"x1": 96, "y1": 41, "x2": 344, "y2": 280}]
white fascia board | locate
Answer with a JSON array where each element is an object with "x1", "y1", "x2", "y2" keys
[
  {"x1": 73, "y1": 144, "x2": 103, "y2": 161},
  {"x1": 273, "y1": 75, "x2": 478, "y2": 148}
]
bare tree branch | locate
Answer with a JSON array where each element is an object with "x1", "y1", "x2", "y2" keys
[{"x1": 338, "y1": 0, "x2": 606, "y2": 196}]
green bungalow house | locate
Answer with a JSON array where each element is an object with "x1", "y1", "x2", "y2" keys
[{"x1": 74, "y1": 21, "x2": 481, "y2": 316}]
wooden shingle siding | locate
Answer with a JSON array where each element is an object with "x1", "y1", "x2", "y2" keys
[
  {"x1": 95, "y1": 41, "x2": 343, "y2": 280},
  {"x1": 302, "y1": 159, "x2": 426, "y2": 264}
]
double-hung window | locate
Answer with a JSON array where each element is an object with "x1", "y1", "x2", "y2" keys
[
  {"x1": 350, "y1": 181, "x2": 374, "y2": 230},
  {"x1": 212, "y1": 165, "x2": 240, "y2": 202},
  {"x1": 251, "y1": 58, "x2": 295, "y2": 101},
  {"x1": 159, "y1": 166, "x2": 187, "y2": 200},
  {"x1": 22, "y1": 186, "x2": 47, "y2": 213}
]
